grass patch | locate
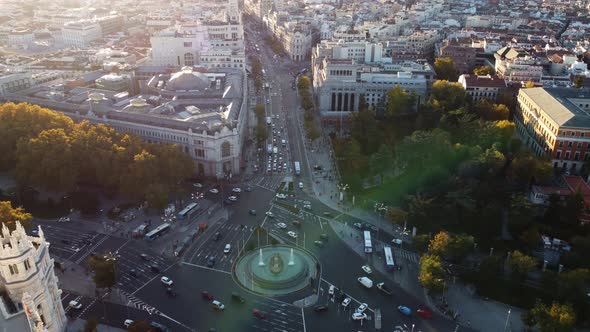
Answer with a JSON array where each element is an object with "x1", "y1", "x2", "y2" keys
[
  {"x1": 288, "y1": 182, "x2": 294, "y2": 192},
  {"x1": 274, "y1": 201, "x2": 300, "y2": 214}
]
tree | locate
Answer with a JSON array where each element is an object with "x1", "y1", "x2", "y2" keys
[
  {"x1": 530, "y1": 300, "x2": 575, "y2": 332},
  {"x1": 573, "y1": 76, "x2": 585, "y2": 89},
  {"x1": 434, "y1": 58, "x2": 458, "y2": 81},
  {"x1": 87, "y1": 255, "x2": 116, "y2": 290},
  {"x1": 83, "y1": 317, "x2": 98, "y2": 332},
  {"x1": 429, "y1": 231, "x2": 452, "y2": 256},
  {"x1": 520, "y1": 227, "x2": 541, "y2": 251},
  {"x1": 255, "y1": 104, "x2": 265, "y2": 119},
  {"x1": 297, "y1": 76, "x2": 311, "y2": 91},
  {"x1": 508, "y1": 250, "x2": 537, "y2": 277},
  {"x1": 427, "y1": 80, "x2": 467, "y2": 113},
  {"x1": 385, "y1": 85, "x2": 416, "y2": 116},
  {"x1": 418, "y1": 254, "x2": 446, "y2": 292},
  {"x1": 448, "y1": 233, "x2": 474, "y2": 260},
  {"x1": 473, "y1": 99, "x2": 509, "y2": 121},
  {"x1": 369, "y1": 145, "x2": 394, "y2": 181},
  {"x1": 524, "y1": 81, "x2": 536, "y2": 88},
  {"x1": 0, "y1": 201, "x2": 32, "y2": 232},
  {"x1": 350, "y1": 107, "x2": 380, "y2": 155},
  {"x1": 128, "y1": 320, "x2": 158, "y2": 332},
  {"x1": 255, "y1": 123, "x2": 268, "y2": 143},
  {"x1": 508, "y1": 194, "x2": 535, "y2": 235},
  {"x1": 387, "y1": 207, "x2": 408, "y2": 225},
  {"x1": 473, "y1": 66, "x2": 494, "y2": 76},
  {"x1": 413, "y1": 234, "x2": 430, "y2": 253},
  {"x1": 557, "y1": 268, "x2": 590, "y2": 302}
]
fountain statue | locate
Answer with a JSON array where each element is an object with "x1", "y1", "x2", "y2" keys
[
  {"x1": 258, "y1": 248, "x2": 265, "y2": 266},
  {"x1": 269, "y1": 253, "x2": 284, "y2": 274},
  {"x1": 288, "y1": 248, "x2": 295, "y2": 266}
]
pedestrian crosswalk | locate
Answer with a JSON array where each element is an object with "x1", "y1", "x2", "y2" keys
[
  {"x1": 256, "y1": 174, "x2": 286, "y2": 191},
  {"x1": 119, "y1": 290, "x2": 161, "y2": 315},
  {"x1": 393, "y1": 248, "x2": 420, "y2": 264}
]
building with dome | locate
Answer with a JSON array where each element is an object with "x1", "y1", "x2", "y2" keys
[{"x1": 0, "y1": 222, "x2": 66, "y2": 332}]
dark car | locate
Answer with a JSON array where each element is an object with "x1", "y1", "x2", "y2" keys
[
  {"x1": 213, "y1": 232, "x2": 221, "y2": 241},
  {"x1": 253, "y1": 309, "x2": 266, "y2": 319},
  {"x1": 231, "y1": 292, "x2": 246, "y2": 303},
  {"x1": 245, "y1": 186, "x2": 252, "y2": 192},
  {"x1": 319, "y1": 234, "x2": 329, "y2": 241},
  {"x1": 207, "y1": 256, "x2": 216, "y2": 268},
  {"x1": 202, "y1": 291, "x2": 214, "y2": 301},
  {"x1": 140, "y1": 254, "x2": 150, "y2": 261},
  {"x1": 150, "y1": 322, "x2": 170, "y2": 332},
  {"x1": 248, "y1": 209, "x2": 257, "y2": 216},
  {"x1": 61, "y1": 239, "x2": 71, "y2": 245},
  {"x1": 150, "y1": 265, "x2": 160, "y2": 273},
  {"x1": 166, "y1": 287, "x2": 177, "y2": 297},
  {"x1": 314, "y1": 305, "x2": 328, "y2": 313},
  {"x1": 129, "y1": 269, "x2": 138, "y2": 278}
]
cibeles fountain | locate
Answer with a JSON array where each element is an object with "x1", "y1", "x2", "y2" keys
[{"x1": 233, "y1": 245, "x2": 320, "y2": 297}]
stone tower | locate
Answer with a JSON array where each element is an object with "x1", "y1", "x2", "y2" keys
[
  {"x1": 227, "y1": 0, "x2": 240, "y2": 24},
  {"x1": 0, "y1": 222, "x2": 66, "y2": 332}
]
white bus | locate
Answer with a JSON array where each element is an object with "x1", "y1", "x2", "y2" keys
[
  {"x1": 363, "y1": 231, "x2": 372, "y2": 253},
  {"x1": 294, "y1": 161, "x2": 301, "y2": 175},
  {"x1": 384, "y1": 246, "x2": 395, "y2": 271}
]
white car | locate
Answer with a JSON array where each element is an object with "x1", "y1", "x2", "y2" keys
[
  {"x1": 192, "y1": 183, "x2": 203, "y2": 188},
  {"x1": 228, "y1": 196, "x2": 238, "y2": 202},
  {"x1": 352, "y1": 312, "x2": 367, "y2": 320},
  {"x1": 123, "y1": 319, "x2": 134, "y2": 328},
  {"x1": 224, "y1": 243, "x2": 231, "y2": 254},
  {"x1": 265, "y1": 211, "x2": 275, "y2": 218},
  {"x1": 71, "y1": 247, "x2": 80, "y2": 252},
  {"x1": 68, "y1": 300, "x2": 82, "y2": 309},
  {"x1": 277, "y1": 222, "x2": 288, "y2": 229},
  {"x1": 356, "y1": 303, "x2": 368, "y2": 314},
  {"x1": 298, "y1": 182, "x2": 304, "y2": 189},
  {"x1": 232, "y1": 188, "x2": 242, "y2": 193},
  {"x1": 303, "y1": 204, "x2": 312, "y2": 210},
  {"x1": 328, "y1": 285, "x2": 335, "y2": 295},
  {"x1": 362, "y1": 265, "x2": 372, "y2": 274},
  {"x1": 209, "y1": 188, "x2": 219, "y2": 194},
  {"x1": 341, "y1": 297, "x2": 351, "y2": 307},
  {"x1": 212, "y1": 300, "x2": 225, "y2": 310},
  {"x1": 287, "y1": 231, "x2": 297, "y2": 239},
  {"x1": 160, "y1": 276, "x2": 173, "y2": 286},
  {"x1": 275, "y1": 193, "x2": 287, "y2": 199},
  {"x1": 392, "y1": 238, "x2": 403, "y2": 245}
]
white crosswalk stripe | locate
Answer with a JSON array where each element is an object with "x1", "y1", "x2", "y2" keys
[{"x1": 119, "y1": 290, "x2": 161, "y2": 315}]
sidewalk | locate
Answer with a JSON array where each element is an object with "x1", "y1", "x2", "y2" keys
[{"x1": 66, "y1": 318, "x2": 125, "y2": 332}]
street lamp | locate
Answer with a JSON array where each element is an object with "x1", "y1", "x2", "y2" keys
[
  {"x1": 337, "y1": 183, "x2": 349, "y2": 204},
  {"x1": 504, "y1": 309, "x2": 511, "y2": 332}
]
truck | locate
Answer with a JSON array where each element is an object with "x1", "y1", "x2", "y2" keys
[
  {"x1": 376, "y1": 282, "x2": 392, "y2": 295},
  {"x1": 357, "y1": 277, "x2": 373, "y2": 289}
]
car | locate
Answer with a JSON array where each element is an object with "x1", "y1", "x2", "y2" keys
[
  {"x1": 302, "y1": 200, "x2": 311, "y2": 205},
  {"x1": 320, "y1": 234, "x2": 329, "y2": 241},
  {"x1": 356, "y1": 303, "x2": 368, "y2": 314},
  {"x1": 58, "y1": 217, "x2": 70, "y2": 222},
  {"x1": 275, "y1": 193, "x2": 287, "y2": 199},
  {"x1": 245, "y1": 186, "x2": 252, "y2": 192},
  {"x1": 392, "y1": 238, "x2": 403, "y2": 245},
  {"x1": 417, "y1": 308, "x2": 432, "y2": 319},
  {"x1": 265, "y1": 211, "x2": 274, "y2": 218},
  {"x1": 292, "y1": 220, "x2": 301, "y2": 228},
  {"x1": 150, "y1": 265, "x2": 160, "y2": 273},
  {"x1": 228, "y1": 196, "x2": 238, "y2": 202},
  {"x1": 60, "y1": 239, "x2": 71, "y2": 245},
  {"x1": 129, "y1": 269, "x2": 138, "y2": 277},
  {"x1": 253, "y1": 309, "x2": 266, "y2": 319},
  {"x1": 303, "y1": 204, "x2": 312, "y2": 210},
  {"x1": 248, "y1": 209, "x2": 257, "y2": 215},
  {"x1": 149, "y1": 322, "x2": 170, "y2": 332},
  {"x1": 140, "y1": 254, "x2": 150, "y2": 261},
  {"x1": 328, "y1": 285, "x2": 335, "y2": 295},
  {"x1": 370, "y1": 225, "x2": 379, "y2": 232},
  {"x1": 212, "y1": 300, "x2": 225, "y2": 310},
  {"x1": 298, "y1": 182, "x2": 304, "y2": 189},
  {"x1": 68, "y1": 301, "x2": 82, "y2": 309},
  {"x1": 341, "y1": 297, "x2": 351, "y2": 307},
  {"x1": 123, "y1": 319, "x2": 134, "y2": 328},
  {"x1": 322, "y1": 212, "x2": 333, "y2": 218},
  {"x1": 166, "y1": 287, "x2": 177, "y2": 297},
  {"x1": 231, "y1": 292, "x2": 246, "y2": 303},
  {"x1": 397, "y1": 306, "x2": 412, "y2": 316},
  {"x1": 362, "y1": 265, "x2": 372, "y2": 274},
  {"x1": 206, "y1": 256, "x2": 216, "y2": 267},
  {"x1": 192, "y1": 183, "x2": 203, "y2": 188},
  {"x1": 352, "y1": 312, "x2": 367, "y2": 320},
  {"x1": 71, "y1": 246, "x2": 80, "y2": 252},
  {"x1": 213, "y1": 232, "x2": 221, "y2": 241},
  {"x1": 201, "y1": 291, "x2": 214, "y2": 301},
  {"x1": 287, "y1": 231, "x2": 297, "y2": 239},
  {"x1": 353, "y1": 223, "x2": 362, "y2": 229},
  {"x1": 277, "y1": 222, "x2": 287, "y2": 229},
  {"x1": 313, "y1": 240, "x2": 324, "y2": 247},
  {"x1": 314, "y1": 305, "x2": 328, "y2": 312},
  {"x1": 232, "y1": 187, "x2": 242, "y2": 193},
  {"x1": 160, "y1": 276, "x2": 173, "y2": 286},
  {"x1": 209, "y1": 188, "x2": 219, "y2": 194},
  {"x1": 224, "y1": 244, "x2": 231, "y2": 254}
]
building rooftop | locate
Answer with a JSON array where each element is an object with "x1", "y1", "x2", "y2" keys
[
  {"x1": 521, "y1": 87, "x2": 590, "y2": 128},
  {"x1": 460, "y1": 74, "x2": 507, "y2": 88}
]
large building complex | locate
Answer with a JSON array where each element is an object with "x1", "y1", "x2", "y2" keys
[
  {"x1": 515, "y1": 87, "x2": 590, "y2": 173},
  {"x1": 0, "y1": 223, "x2": 66, "y2": 332}
]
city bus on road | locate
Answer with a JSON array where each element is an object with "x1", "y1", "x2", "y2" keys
[
  {"x1": 384, "y1": 246, "x2": 395, "y2": 271},
  {"x1": 294, "y1": 161, "x2": 301, "y2": 175},
  {"x1": 145, "y1": 223, "x2": 171, "y2": 241},
  {"x1": 177, "y1": 202, "x2": 199, "y2": 221},
  {"x1": 364, "y1": 231, "x2": 372, "y2": 253}
]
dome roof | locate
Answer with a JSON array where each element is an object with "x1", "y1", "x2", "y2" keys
[{"x1": 167, "y1": 67, "x2": 211, "y2": 91}]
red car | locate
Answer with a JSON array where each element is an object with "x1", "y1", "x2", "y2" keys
[
  {"x1": 253, "y1": 309, "x2": 266, "y2": 319},
  {"x1": 417, "y1": 308, "x2": 432, "y2": 319},
  {"x1": 201, "y1": 291, "x2": 214, "y2": 301}
]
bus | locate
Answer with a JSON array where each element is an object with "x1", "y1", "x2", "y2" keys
[
  {"x1": 363, "y1": 231, "x2": 372, "y2": 253},
  {"x1": 177, "y1": 202, "x2": 199, "y2": 221},
  {"x1": 294, "y1": 161, "x2": 301, "y2": 176},
  {"x1": 384, "y1": 246, "x2": 395, "y2": 271},
  {"x1": 145, "y1": 223, "x2": 171, "y2": 241}
]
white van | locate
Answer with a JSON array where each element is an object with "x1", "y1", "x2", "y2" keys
[
  {"x1": 273, "y1": 146, "x2": 278, "y2": 154},
  {"x1": 357, "y1": 277, "x2": 373, "y2": 289},
  {"x1": 224, "y1": 244, "x2": 231, "y2": 254}
]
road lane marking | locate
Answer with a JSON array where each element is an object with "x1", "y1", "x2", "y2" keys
[{"x1": 180, "y1": 261, "x2": 231, "y2": 274}]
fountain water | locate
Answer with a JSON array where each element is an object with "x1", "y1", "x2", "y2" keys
[
  {"x1": 288, "y1": 248, "x2": 295, "y2": 266},
  {"x1": 258, "y1": 248, "x2": 265, "y2": 266}
]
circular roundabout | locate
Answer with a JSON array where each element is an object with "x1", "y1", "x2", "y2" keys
[{"x1": 233, "y1": 245, "x2": 320, "y2": 296}]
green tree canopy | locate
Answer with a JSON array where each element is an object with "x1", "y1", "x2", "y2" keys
[
  {"x1": 350, "y1": 106, "x2": 381, "y2": 155},
  {"x1": 87, "y1": 255, "x2": 116, "y2": 290},
  {"x1": 429, "y1": 231, "x2": 452, "y2": 256},
  {"x1": 473, "y1": 66, "x2": 494, "y2": 76},
  {"x1": 434, "y1": 58, "x2": 458, "y2": 81},
  {"x1": 0, "y1": 201, "x2": 32, "y2": 231},
  {"x1": 509, "y1": 250, "x2": 537, "y2": 276},
  {"x1": 427, "y1": 80, "x2": 467, "y2": 113},
  {"x1": 473, "y1": 99, "x2": 510, "y2": 121},
  {"x1": 385, "y1": 85, "x2": 416, "y2": 116},
  {"x1": 530, "y1": 300, "x2": 576, "y2": 332},
  {"x1": 418, "y1": 254, "x2": 446, "y2": 292}
]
